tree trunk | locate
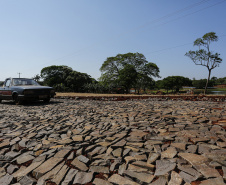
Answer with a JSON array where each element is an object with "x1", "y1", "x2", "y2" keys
[
  {"x1": 143, "y1": 87, "x2": 146, "y2": 94},
  {"x1": 204, "y1": 69, "x2": 211, "y2": 95},
  {"x1": 126, "y1": 88, "x2": 129, "y2": 94}
]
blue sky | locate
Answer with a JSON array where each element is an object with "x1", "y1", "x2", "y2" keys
[{"x1": 0, "y1": 0, "x2": 226, "y2": 81}]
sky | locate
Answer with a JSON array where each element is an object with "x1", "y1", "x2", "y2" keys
[{"x1": 0, "y1": 0, "x2": 226, "y2": 81}]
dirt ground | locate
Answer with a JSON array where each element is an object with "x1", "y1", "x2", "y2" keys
[{"x1": 55, "y1": 92, "x2": 226, "y2": 102}]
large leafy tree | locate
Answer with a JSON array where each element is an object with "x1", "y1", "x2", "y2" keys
[
  {"x1": 41, "y1": 65, "x2": 73, "y2": 87},
  {"x1": 215, "y1": 77, "x2": 226, "y2": 85},
  {"x1": 100, "y1": 52, "x2": 160, "y2": 93},
  {"x1": 118, "y1": 64, "x2": 138, "y2": 93},
  {"x1": 33, "y1": 74, "x2": 41, "y2": 82},
  {"x1": 40, "y1": 65, "x2": 94, "y2": 92},
  {"x1": 65, "y1": 71, "x2": 93, "y2": 92},
  {"x1": 160, "y1": 76, "x2": 192, "y2": 93},
  {"x1": 185, "y1": 32, "x2": 222, "y2": 94},
  {"x1": 192, "y1": 79, "x2": 214, "y2": 89}
]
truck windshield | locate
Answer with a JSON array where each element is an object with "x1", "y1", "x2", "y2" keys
[{"x1": 12, "y1": 79, "x2": 41, "y2": 86}]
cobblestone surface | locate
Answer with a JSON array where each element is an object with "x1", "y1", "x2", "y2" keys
[{"x1": 0, "y1": 99, "x2": 225, "y2": 184}]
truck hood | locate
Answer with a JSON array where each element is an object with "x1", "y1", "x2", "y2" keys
[{"x1": 12, "y1": 86, "x2": 53, "y2": 90}]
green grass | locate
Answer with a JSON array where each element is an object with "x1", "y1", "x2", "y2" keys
[{"x1": 214, "y1": 88, "x2": 226, "y2": 91}]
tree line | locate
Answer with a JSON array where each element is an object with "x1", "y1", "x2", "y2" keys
[
  {"x1": 34, "y1": 64, "x2": 225, "y2": 94},
  {"x1": 156, "y1": 76, "x2": 226, "y2": 94},
  {"x1": 31, "y1": 32, "x2": 223, "y2": 94},
  {"x1": 35, "y1": 52, "x2": 161, "y2": 94}
]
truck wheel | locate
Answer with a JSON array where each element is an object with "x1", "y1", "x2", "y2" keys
[
  {"x1": 13, "y1": 94, "x2": 23, "y2": 105},
  {"x1": 43, "y1": 98, "x2": 50, "y2": 103}
]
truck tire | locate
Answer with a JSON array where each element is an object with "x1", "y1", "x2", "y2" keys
[
  {"x1": 13, "y1": 94, "x2": 23, "y2": 105},
  {"x1": 43, "y1": 98, "x2": 50, "y2": 103}
]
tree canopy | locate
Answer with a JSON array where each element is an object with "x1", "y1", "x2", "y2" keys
[
  {"x1": 192, "y1": 79, "x2": 214, "y2": 89},
  {"x1": 214, "y1": 77, "x2": 226, "y2": 85},
  {"x1": 99, "y1": 52, "x2": 160, "y2": 93},
  {"x1": 40, "y1": 65, "x2": 94, "y2": 92},
  {"x1": 41, "y1": 65, "x2": 73, "y2": 87},
  {"x1": 158, "y1": 76, "x2": 192, "y2": 93},
  {"x1": 185, "y1": 32, "x2": 222, "y2": 94}
]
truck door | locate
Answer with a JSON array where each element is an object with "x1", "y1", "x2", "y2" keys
[{"x1": 0, "y1": 79, "x2": 12, "y2": 100}]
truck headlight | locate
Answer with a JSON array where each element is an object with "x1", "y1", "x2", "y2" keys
[{"x1": 50, "y1": 90, "x2": 55, "y2": 94}]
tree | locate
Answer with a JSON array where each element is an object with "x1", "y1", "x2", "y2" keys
[
  {"x1": 136, "y1": 74, "x2": 155, "y2": 93},
  {"x1": 40, "y1": 65, "x2": 94, "y2": 92},
  {"x1": 118, "y1": 64, "x2": 138, "y2": 93},
  {"x1": 65, "y1": 71, "x2": 93, "y2": 92},
  {"x1": 211, "y1": 76, "x2": 217, "y2": 86},
  {"x1": 215, "y1": 77, "x2": 226, "y2": 85},
  {"x1": 192, "y1": 79, "x2": 214, "y2": 89},
  {"x1": 155, "y1": 80, "x2": 163, "y2": 90},
  {"x1": 33, "y1": 74, "x2": 41, "y2": 82},
  {"x1": 100, "y1": 52, "x2": 160, "y2": 93},
  {"x1": 41, "y1": 65, "x2": 73, "y2": 87},
  {"x1": 185, "y1": 32, "x2": 222, "y2": 94},
  {"x1": 161, "y1": 76, "x2": 192, "y2": 93}
]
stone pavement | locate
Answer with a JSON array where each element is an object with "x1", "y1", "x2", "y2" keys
[{"x1": 0, "y1": 99, "x2": 225, "y2": 185}]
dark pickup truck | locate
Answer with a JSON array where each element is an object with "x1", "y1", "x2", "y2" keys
[{"x1": 0, "y1": 78, "x2": 55, "y2": 104}]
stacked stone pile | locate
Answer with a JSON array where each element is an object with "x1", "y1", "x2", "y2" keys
[{"x1": 0, "y1": 99, "x2": 225, "y2": 185}]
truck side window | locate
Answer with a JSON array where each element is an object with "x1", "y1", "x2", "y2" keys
[{"x1": 5, "y1": 79, "x2": 11, "y2": 87}]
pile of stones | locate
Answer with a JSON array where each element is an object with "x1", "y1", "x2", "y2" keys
[{"x1": 0, "y1": 99, "x2": 225, "y2": 185}]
